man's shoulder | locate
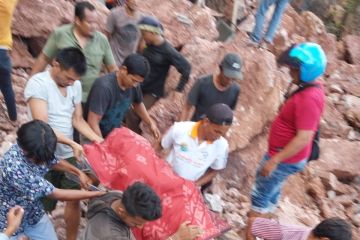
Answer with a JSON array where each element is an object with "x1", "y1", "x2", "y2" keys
[
  {"x1": 294, "y1": 83, "x2": 325, "y2": 103},
  {"x1": 213, "y1": 136, "x2": 229, "y2": 149},
  {"x1": 230, "y1": 82, "x2": 240, "y2": 91},
  {"x1": 93, "y1": 73, "x2": 116, "y2": 87},
  {"x1": 110, "y1": 6, "x2": 126, "y2": 17},
  {"x1": 53, "y1": 24, "x2": 73, "y2": 35},
  {"x1": 86, "y1": 212, "x2": 129, "y2": 240},
  {"x1": 197, "y1": 74, "x2": 213, "y2": 83},
  {"x1": 173, "y1": 121, "x2": 196, "y2": 131},
  {"x1": 27, "y1": 71, "x2": 52, "y2": 87},
  {"x1": 94, "y1": 30, "x2": 110, "y2": 43}
]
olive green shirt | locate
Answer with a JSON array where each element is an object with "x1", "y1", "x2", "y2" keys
[{"x1": 43, "y1": 24, "x2": 116, "y2": 102}]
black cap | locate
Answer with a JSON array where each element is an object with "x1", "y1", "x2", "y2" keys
[{"x1": 206, "y1": 103, "x2": 233, "y2": 126}]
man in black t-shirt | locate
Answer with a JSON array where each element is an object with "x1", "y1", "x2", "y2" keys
[
  {"x1": 85, "y1": 53, "x2": 160, "y2": 138},
  {"x1": 126, "y1": 16, "x2": 191, "y2": 134},
  {"x1": 180, "y1": 53, "x2": 243, "y2": 121}
]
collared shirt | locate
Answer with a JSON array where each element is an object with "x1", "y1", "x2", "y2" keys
[
  {"x1": 42, "y1": 24, "x2": 116, "y2": 102},
  {"x1": 0, "y1": 0, "x2": 18, "y2": 49},
  {"x1": 252, "y1": 218, "x2": 312, "y2": 240},
  {"x1": 161, "y1": 121, "x2": 228, "y2": 181},
  {"x1": 0, "y1": 144, "x2": 58, "y2": 235}
]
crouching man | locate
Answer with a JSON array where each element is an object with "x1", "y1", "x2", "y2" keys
[
  {"x1": 161, "y1": 103, "x2": 233, "y2": 187},
  {"x1": 84, "y1": 182, "x2": 202, "y2": 240}
]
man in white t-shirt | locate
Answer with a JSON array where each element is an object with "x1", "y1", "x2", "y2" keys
[
  {"x1": 24, "y1": 47, "x2": 103, "y2": 240},
  {"x1": 161, "y1": 103, "x2": 233, "y2": 187}
]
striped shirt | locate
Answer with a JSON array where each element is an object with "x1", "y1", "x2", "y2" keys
[{"x1": 251, "y1": 218, "x2": 312, "y2": 240}]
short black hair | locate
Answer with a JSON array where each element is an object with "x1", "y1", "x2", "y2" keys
[
  {"x1": 17, "y1": 120, "x2": 57, "y2": 165},
  {"x1": 75, "y1": 1, "x2": 95, "y2": 21},
  {"x1": 55, "y1": 47, "x2": 87, "y2": 76},
  {"x1": 122, "y1": 182, "x2": 162, "y2": 221},
  {"x1": 312, "y1": 217, "x2": 352, "y2": 240},
  {"x1": 122, "y1": 53, "x2": 150, "y2": 78}
]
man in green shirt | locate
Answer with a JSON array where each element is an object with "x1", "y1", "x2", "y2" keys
[{"x1": 31, "y1": 1, "x2": 117, "y2": 102}]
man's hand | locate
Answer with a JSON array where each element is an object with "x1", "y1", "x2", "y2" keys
[
  {"x1": 149, "y1": 120, "x2": 161, "y2": 140},
  {"x1": 93, "y1": 136, "x2": 104, "y2": 143},
  {"x1": 5, "y1": 206, "x2": 25, "y2": 237},
  {"x1": 172, "y1": 221, "x2": 203, "y2": 240},
  {"x1": 260, "y1": 158, "x2": 278, "y2": 177},
  {"x1": 70, "y1": 142, "x2": 84, "y2": 161},
  {"x1": 78, "y1": 171, "x2": 93, "y2": 190}
]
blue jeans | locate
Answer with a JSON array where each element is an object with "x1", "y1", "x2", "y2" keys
[
  {"x1": 0, "y1": 49, "x2": 17, "y2": 121},
  {"x1": 250, "y1": 0, "x2": 290, "y2": 43},
  {"x1": 10, "y1": 214, "x2": 58, "y2": 240},
  {"x1": 251, "y1": 154, "x2": 307, "y2": 213}
]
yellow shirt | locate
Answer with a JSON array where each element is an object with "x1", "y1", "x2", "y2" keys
[{"x1": 0, "y1": 0, "x2": 18, "y2": 49}]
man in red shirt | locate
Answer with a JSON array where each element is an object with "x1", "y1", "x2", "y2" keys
[{"x1": 249, "y1": 43, "x2": 327, "y2": 217}]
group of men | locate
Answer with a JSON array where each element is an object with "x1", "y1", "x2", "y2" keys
[{"x1": 0, "y1": 0, "x2": 354, "y2": 240}]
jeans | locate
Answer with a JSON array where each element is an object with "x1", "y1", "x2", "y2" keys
[
  {"x1": 250, "y1": 0, "x2": 290, "y2": 43},
  {"x1": 251, "y1": 154, "x2": 307, "y2": 213},
  {"x1": 10, "y1": 214, "x2": 58, "y2": 240},
  {"x1": 0, "y1": 49, "x2": 17, "y2": 121}
]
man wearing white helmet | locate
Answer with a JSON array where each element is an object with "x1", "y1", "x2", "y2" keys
[{"x1": 248, "y1": 42, "x2": 327, "y2": 218}]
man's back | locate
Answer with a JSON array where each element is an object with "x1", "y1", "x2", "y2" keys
[
  {"x1": 251, "y1": 218, "x2": 311, "y2": 240},
  {"x1": 84, "y1": 192, "x2": 131, "y2": 240}
]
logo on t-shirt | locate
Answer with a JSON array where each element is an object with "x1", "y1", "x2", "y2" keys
[{"x1": 179, "y1": 143, "x2": 188, "y2": 152}]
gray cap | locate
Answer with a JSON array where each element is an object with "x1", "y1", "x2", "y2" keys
[{"x1": 220, "y1": 53, "x2": 243, "y2": 80}]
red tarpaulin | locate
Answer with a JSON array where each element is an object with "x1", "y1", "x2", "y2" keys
[{"x1": 84, "y1": 128, "x2": 230, "y2": 240}]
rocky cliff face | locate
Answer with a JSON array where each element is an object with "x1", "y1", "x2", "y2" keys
[{"x1": 1, "y1": 0, "x2": 360, "y2": 239}]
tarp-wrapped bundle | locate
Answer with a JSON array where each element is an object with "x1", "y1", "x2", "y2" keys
[{"x1": 84, "y1": 127, "x2": 230, "y2": 240}]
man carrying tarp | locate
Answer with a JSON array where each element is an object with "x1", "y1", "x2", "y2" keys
[
  {"x1": 162, "y1": 103, "x2": 233, "y2": 187},
  {"x1": 84, "y1": 182, "x2": 202, "y2": 240}
]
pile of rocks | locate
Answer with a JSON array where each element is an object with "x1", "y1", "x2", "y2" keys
[{"x1": 1, "y1": 0, "x2": 359, "y2": 239}]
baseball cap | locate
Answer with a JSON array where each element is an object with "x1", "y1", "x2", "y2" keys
[
  {"x1": 138, "y1": 16, "x2": 164, "y2": 35},
  {"x1": 206, "y1": 103, "x2": 233, "y2": 126},
  {"x1": 122, "y1": 53, "x2": 150, "y2": 78},
  {"x1": 220, "y1": 53, "x2": 243, "y2": 80}
]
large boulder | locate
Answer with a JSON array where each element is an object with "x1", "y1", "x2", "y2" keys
[
  {"x1": 312, "y1": 139, "x2": 360, "y2": 176},
  {"x1": 343, "y1": 35, "x2": 360, "y2": 65},
  {"x1": 12, "y1": 0, "x2": 74, "y2": 38}
]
